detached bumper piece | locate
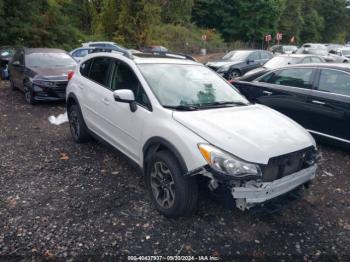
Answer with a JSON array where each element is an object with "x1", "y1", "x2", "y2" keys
[{"x1": 232, "y1": 165, "x2": 317, "y2": 210}]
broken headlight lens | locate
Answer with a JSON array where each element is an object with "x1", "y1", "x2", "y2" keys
[{"x1": 198, "y1": 144, "x2": 261, "y2": 178}]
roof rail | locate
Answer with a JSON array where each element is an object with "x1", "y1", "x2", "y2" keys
[
  {"x1": 133, "y1": 51, "x2": 196, "y2": 61},
  {"x1": 90, "y1": 47, "x2": 134, "y2": 60}
]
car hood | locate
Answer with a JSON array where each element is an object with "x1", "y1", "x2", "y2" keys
[
  {"x1": 173, "y1": 104, "x2": 315, "y2": 164},
  {"x1": 206, "y1": 60, "x2": 243, "y2": 68},
  {"x1": 30, "y1": 66, "x2": 76, "y2": 81}
]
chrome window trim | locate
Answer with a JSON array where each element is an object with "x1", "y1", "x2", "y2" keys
[{"x1": 307, "y1": 129, "x2": 350, "y2": 144}]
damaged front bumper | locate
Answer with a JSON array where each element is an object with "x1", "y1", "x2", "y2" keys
[{"x1": 232, "y1": 165, "x2": 317, "y2": 210}]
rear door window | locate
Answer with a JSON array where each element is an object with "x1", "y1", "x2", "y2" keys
[
  {"x1": 260, "y1": 68, "x2": 314, "y2": 89},
  {"x1": 88, "y1": 57, "x2": 111, "y2": 86},
  {"x1": 318, "y1": 69, "x2": 350, "y2": 96},
  {"x1": 249, "y1": 52, "x2": 261, "y2": 61}
]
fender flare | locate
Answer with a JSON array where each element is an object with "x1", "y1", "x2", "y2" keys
[{"x1": 142, "y1": 137, "x2": 188, "y2": 174}]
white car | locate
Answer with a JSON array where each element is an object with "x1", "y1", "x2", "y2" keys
[{"x1": 66, "y1": 51, "x2": 318, "y2": 218}]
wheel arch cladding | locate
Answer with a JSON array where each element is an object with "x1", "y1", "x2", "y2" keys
[
  {"x1": 143, "y1": 137, "x2": 188, "y2": 175},
  {"x1": 67, "y1": 93, "x2": 79, "y2": 109}
]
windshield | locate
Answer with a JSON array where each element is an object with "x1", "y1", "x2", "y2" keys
[
  {"x1": 264, "y1": 56, "x2": 300, "y2": 69},
  {"x1": 26, "y1": 53, "x2": 76, "y2": 68},
  {"x1": 341, "y1": 49, "x2": 350, "y2": 56},
  {"x1": 297, "y1": 45, "x2": 327, "y2": 56},
  {"x1": 138, "y1": 64, "x2": 249, "y2": 109},
  {"x1": 283, "y1": 46, "x2": 297, "y2": 52},
  {"x1": 0, "y1": 48, "x2": 15, "y2": 57},
  {"x1": 222, "y1": 51, "x2": 251, "y2": 61}
]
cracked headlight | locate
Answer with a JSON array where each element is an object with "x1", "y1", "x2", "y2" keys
[{"x1": 198, "y1": 144, "x2": 261, "y2": 179}]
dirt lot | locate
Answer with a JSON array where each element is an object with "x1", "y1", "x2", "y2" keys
[{"x1": 1, "y1": 81, "x2": 350, "y2": 261}]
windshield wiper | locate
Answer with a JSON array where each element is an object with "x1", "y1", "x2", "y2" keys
[
  {"x1": 199, "y1": 101, "x2": 248, "y2": 108},
  {"x1": 163, "y1": 105, "x2": 199, "y2": 111}
]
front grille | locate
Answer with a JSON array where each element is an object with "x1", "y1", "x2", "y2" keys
[
  {"x1": 261, "y1": 146, "x2": 316, "y2": 182},
  {"x1": 53, "y1": 81, "x2": 68, "y2": 92}
]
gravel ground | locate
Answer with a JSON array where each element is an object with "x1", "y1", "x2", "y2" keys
[{"x1": 1, "y1": 81, "x2": 350, "y2": 261}]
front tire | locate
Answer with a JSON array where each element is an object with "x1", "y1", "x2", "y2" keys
[
  {"x1": 228, "y1": 69, "x2": 241, "y2": 80},
  {"x1": 10, "y1": 80, "x2": 16, "y2": 90},
  {"x1": 24, "y1": 86, "x2": 35, "y2": 104},
  {"x1": 68, "y1": 104, "x2": 91, "y2": 143},
  {"x1": 146, "y1": 151, "x2": 198, "y2": 218}
]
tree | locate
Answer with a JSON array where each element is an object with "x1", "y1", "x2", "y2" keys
[
  {"x1": 316, "y1": 0, "x2": 348, "y2": 43},
  {"x1": 113, "y1": 0, "x2": 161, "y2": 48},
  {"x1": 160, "y1": 0, "x2": 194, "y2": 24},
  {"x1": 192, "y1": 0, "x2": 284, "y2": 42},
  {"x1": 277, "y1": 0, "x2": 304, "y2": 43}
]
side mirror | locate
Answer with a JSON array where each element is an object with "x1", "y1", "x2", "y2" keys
[
  {"x1": 113, "y1": 89, "x2": 137, "y2": 112},
  {"x1": 246, "y1": 59, "x2": 254, "y2": 64}
]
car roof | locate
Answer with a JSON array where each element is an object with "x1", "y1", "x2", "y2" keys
[
  {"x1": 271, "y1": 63, "x2": 350, "y2": 72},
  {"x1": 277, "y1": 54, "x2": 318, "y2": 58},
  {"x1": 82, "y1": 52, "x2": 199, "y2": 65},
  {"x1": 24, "y1": 48, "x2": 67, "y2": 54}
]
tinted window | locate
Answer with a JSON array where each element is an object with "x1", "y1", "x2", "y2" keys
[
  {"x1": 261, "y1": 68, "x2": 313, "y2": 89},
  {"x1": 261, "y1": 52, "x2": 272, "y2": 59},
  {"x1": 90, "y1": 43, "x2": 107, "y2": 47},
  {"x1": 249, "y1": 52, "x2": 260, "y2": 61},
  {"x1": 301, "y1": 57, "x2": 311, "y2": 63},
  {"x1": 26, "y1": 52, "x2": 76, "y2": 67},
  {"x1": 310, "y1": 57, "x2": 322, "y2": 63},
  {"x1": 13, "y1": 50, "x2": 24, "y2": 65},
  {"x1": 80, "y1": 59, "x2": 92, "y2": 77},
  {"x1": 73, "y1": 49, "x2": 90, "y2": 58},
  {"x1": 110, "y1": 61, "x2": 151, "y2": 108},
  {"x1": 318, "y1": 69, "x2": 350, "y2": 96},
  {"x1": 89, "y1": 57, "x2": 111, "y2": 86}
]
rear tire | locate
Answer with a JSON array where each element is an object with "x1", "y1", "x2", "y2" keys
[
  {"x1": 68, "y1": 103, "x2": 91, "y2": 143},
  {"x1": 146, "y1": 150, "x2": 198, "y2": 218}
]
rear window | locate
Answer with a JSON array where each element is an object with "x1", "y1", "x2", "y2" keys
[{"x1": 26, "y1": 53, "x2": 76, "y2": 68}]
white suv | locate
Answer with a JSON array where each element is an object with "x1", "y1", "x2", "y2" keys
[{"x1": 66, "y1": 51, "x2": 318, "y2": 218}]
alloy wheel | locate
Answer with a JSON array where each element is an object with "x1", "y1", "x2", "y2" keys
[
  {"x1": 150, "y1": 161, "x2": 176, "y2": 209},
  {"x1": 69, "y1": 109, "x2": 80, "y2": 140}
]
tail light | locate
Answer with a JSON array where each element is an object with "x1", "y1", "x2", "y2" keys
[{"x1": 68, "y1": 71, "x2": 74, "y2": 81}]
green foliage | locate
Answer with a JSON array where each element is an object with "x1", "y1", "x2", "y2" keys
[
  {"x1": 193, "y1": 0, "x2": 284, "y2": 42},
  {"x1": 112, "y1": 0, "x2": 161, "y2": 48},
  {"x1": 1, "y1": 0, "x2": 350, "y2": 51},
  {"x1": 149, "y1": 24, "x2": 224, "y2": 52}
]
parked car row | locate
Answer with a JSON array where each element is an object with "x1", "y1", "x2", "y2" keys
[
  {"x1": 6, "y1": 41, "x2": 348, "y2": 218},
  {"x1": 234, "y1": 63, "x2": 350, "y2": 147}
]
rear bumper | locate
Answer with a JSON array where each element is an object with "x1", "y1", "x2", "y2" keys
[{"x1": 232, "y1": 165, "x2": 317, "y2": 210}]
